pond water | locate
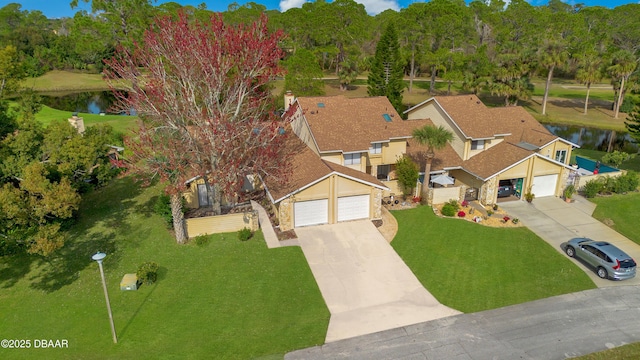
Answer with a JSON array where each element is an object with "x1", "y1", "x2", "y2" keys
[
  {"x1": 543, "y1": 124, "x2": 638, "y2": 153},
  {"x1": 39, "y1": 91, "x2": 131, "y2": 115}
]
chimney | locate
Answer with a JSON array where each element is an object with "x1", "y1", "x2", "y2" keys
[
  {"x1": 68, "y1": 113, "x2": 85, "y2": 135},
  {"x1": 284, "y1": 90, "x2": 295, "y2": 113}
]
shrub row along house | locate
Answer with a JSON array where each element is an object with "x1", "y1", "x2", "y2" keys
[{"x1": 254, "y1": 93, "x2": 579, "y2": 231}]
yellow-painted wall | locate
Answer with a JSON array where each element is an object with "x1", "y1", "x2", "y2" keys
[
  {"x1": 382, "y1": 139, "x2": 406, "y2": 164},
  {"x1": 499, "y1": 160, "x2": 530, "y2": 179},
  {"x1": 183, "y1": 178, "x2": 206, "y2": 209},
  {"x1": 290, "y1": 106, "x2": 319, "y2": 154},
  {"x1": 407, "y1": 102, "x2": 465, "y2": 158},
  {"x1": 336, "y1": 176, "x2": 373, "y2": 197},
  {"x1": 185, "y1": 212, "x2": 258, "y2": 238},
  {"x1": 293, "y1": 178, "x2": 330, "y2": 201},
  {"x1": 321, "y1": 152, "x2": 343, "y2": 166},
  {"x1": 539, "y1": 141, "x2": 573, "y2": 165}
]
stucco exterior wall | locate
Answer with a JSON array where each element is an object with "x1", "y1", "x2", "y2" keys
[
  {"x1": 406, "y1": 102, "x2": 466, "y2": 159},
  {"x1": 321, "y1": 152, "x2": 343, "y2": 166},
  {"x1": 336, "y1": 176, "x2": 373, "y2": 197},
  {"x1": 183, "y1": 178, "x2": 206, "y2": 209},
  {"x1": 539, "y1": 141, "x2": 573, "y2": 164},
  {"x1": 294, "y1": 178, "x2": 331, "y2": 201},
  {"x1": 185, "y1": 211, "x2": 258, "y2": 238},
  {"x1": 431, "y1": 186, "x2": 462, "y2": 205},
  {"x1": 290, "y1": 105, "x2": 319, "y2": 154},
  {"x1": 382, "y1": 139, "x2": 406, "y2": 164}
]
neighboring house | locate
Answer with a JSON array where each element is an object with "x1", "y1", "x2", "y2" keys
[
  {"x1": 404, "y1": 95, "x2": 578, "y2": 205},
  {"x1": 262, "y1": 132, "x2": 388, "y2": 231},
  {"x1": 265, "y1": 93, "x2": 578, "y2": 229},
  {"x1": 285, "y1": 94, "x2": 428, "y2": 195}
]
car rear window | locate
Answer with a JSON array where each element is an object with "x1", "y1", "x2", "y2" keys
[{"x1": 620, "y1": 259, "x2": 636, "y2": 268}]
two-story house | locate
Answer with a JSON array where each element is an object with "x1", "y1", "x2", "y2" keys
[
  {"x1": 404, "y1": 95, "x2": 577, "y2": 205},
  {"x1": 262, "y1": 93, "x2": 578, "y2": 230}
]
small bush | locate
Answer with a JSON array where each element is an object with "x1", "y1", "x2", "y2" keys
[
  {"x1": 412, "y1": 196, "x2": 421, "y2": 203},
  {"x1": 613, "y1": 171, "x2": 639, "y2": 193},
  {"x1": 238, "y1": 228, "x2": 253, "y2": 241},
  {"x1": 512, "y1": 218, "x2": 520, "y2": 224},
  {"x1": 445, "y1": 199, "x2": 460, "y2": 210},
  {"x1": 461, "y1": 200, "x2": 469, "y2": 207},
  {"x1": 602, "y1": 151, "x2": 630, "y2": 168},
  {"x1": 137, "y1": 262, "x2": 159, "y2": 285},
  {"x1": 487, "y1": 210, "x2": 494, "y2": 216},
  {"x1": 493, "y1": 204, "x2": 498, "y2": 211},
  {"x1": 441, "y1": 204, "x2": 457, "y2": 217},
  {"x1": 583, "y1": 178, "x2": 604, "y2": 198},
  {"x1": 194, "y1": 235, "x2": 209, "y2": 246},
  {"x1": 154, "y1": 194, "x2": 173, "y2": 227},
  {"x1": 457, "y1": 210, "x2": 466, "y2": 217}
]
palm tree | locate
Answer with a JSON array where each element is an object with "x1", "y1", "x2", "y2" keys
[
  {"x1": 608, "y1": 50, "x2": 637, "y2": 119},
  {"x1": 576, "y1": 52, "x2": 603, "y2": 115},
  {"x1": 412, "y1": 125, "x2": 454, "y2": 200},
  {"x1": 539, "y1": 41, "x2": 569, "y2": 116}
]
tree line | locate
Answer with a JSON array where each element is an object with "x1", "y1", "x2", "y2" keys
[{"x1": 1, "y1": 0, "x2": 639, "y2": 116}]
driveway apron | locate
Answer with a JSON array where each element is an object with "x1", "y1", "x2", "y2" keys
[
  {"x1": 295, "y1": 220, "x2": 460, "y2": 343},
  {"x1": 500, "y1": 196, "x2": 640, "y2": 287}
]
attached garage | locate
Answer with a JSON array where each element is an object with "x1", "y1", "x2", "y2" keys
[
  {"x1": 532, "y1": 174, "x2": 558, "y2": 197},
  {"x1": 337, "y1": 195, "x2": 370, "y2": 222},
  {"x1": 294, "y1": 199, "x2": 329, "y2": 227}
]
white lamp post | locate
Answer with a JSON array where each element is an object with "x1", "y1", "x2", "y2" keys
[{"x1": 92, "y1": 252, "x2": 118, "y2": 344}]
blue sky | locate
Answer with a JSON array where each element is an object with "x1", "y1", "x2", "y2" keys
[{"x1": 2, "y1": 0, "x2": 638, "y2": 18}]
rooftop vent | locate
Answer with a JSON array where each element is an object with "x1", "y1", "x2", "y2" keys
[
  {"x1": 317, "y1": 103, "x2": 325, "y2": 108},
  {"x1": 382, "y1": 113, "x2": 392, "y2": 122}
]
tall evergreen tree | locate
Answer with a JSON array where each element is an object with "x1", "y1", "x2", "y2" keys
[{"x1": 367, "y1": 23, "x2": 404, "y2": 115}]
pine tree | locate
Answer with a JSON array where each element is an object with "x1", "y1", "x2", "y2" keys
[
  {"x1": 625, "y1": 103, "x2": 640, "y2": 143},
  {"x1": 367, "y1": 23, "x2": 404, "y2": 115}
]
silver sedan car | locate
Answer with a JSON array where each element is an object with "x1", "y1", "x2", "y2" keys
[{"x1": 565, "y1": 238, "x2": 636, "y2": 280}]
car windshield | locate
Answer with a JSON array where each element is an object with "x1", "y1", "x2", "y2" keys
[{"x1": 619, "y1": 259, "x2": 636, "y2": 268}]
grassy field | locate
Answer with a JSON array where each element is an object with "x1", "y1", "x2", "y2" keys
[
  {"x1": 390, "y1": 205, "x2": 596, "y2": 313},
  {"x1": 26, "y1": 70, "x2": 630, "y2": 131},
  {"x1": 35, "y1": 104, "x2": 138, "y2": 134},
  {"x1": 21, "y1": 70, "x2": 112, "y2": 92},
  {"x1": 591, "y1": 192, "x2": 640, "y2": 246},
  {"x1": 0, "y1": 177, "x2": 329, "y2": 360}
]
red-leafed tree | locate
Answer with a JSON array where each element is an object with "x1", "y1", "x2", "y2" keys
[{"x1": 105, "y1": 12, "x2": 289, "y2": 244}]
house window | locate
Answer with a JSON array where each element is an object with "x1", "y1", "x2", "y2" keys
[
  {"x1": 369, "y1": 143, "x2": 382, "y2": 154},
  {"x1": 471, "y1": 140, "x2": 485, "y2": 150},
  {"x1": 377, "y1": 165, "x2": 390, "y2": 180},
  {"x1": 344, "y1": 153, "x2": 361, "y2": 165},
  {"x1": 555, "y1": 149, "x2": 567, "y2": 163},
  {"x1": 197, "y1": 184, "x2": 211, "y2": 207}
]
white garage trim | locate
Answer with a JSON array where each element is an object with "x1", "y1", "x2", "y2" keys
[
  {"x1": 532, "y1": 174, "x2": 558, "y2": 197},
  {"x1": 294, "y1": 199, "x2": 329, "y2": 227},
  {"x1": 337, "y1": 195, "x2": 370, "y2": 222}
]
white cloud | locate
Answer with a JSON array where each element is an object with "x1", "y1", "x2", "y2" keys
[
  {"x1": 279, "y1": 0, "x2": 400, "y2": 15},
  {"x1": 279, "y1": 0, "x2": 307, "y2": 12},
  {"x1": 359, "y1": 0, "x2": 400, "y2": 15}
]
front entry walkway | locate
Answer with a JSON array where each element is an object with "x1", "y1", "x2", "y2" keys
[
  {"x1": 295, "y1": 220, "x2": 460, "y2": 343},
  {"x1": 500, "y1": 196, "x2": 640, "y2": 287}
]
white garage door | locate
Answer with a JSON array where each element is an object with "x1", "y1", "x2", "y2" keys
[
  {"x1": 294, "y1": 199, "x2": 329, "y2": 227},
  {"x1": 532, "y1": 174, "x2": 558, "y2": 197},
  {"x1": 337, "y1": 195, "x2": 370, "y2": 222}
]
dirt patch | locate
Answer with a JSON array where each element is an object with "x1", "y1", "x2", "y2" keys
[{"x1": 433, "y1": 204, "x2": 523, "y2": 228}]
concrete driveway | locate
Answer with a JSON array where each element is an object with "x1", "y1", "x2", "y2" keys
[
  {"x1": 295, "y1": 220, "x2": 460, "y2": 343},
  {"x1": 500, "y1": 196, "x2": 640, "y2": 287}
]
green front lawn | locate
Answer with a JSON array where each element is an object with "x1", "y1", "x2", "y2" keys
[
  {"x1": 591, "y1": 192, "x2": 640, "y2": 246},
  {"x1": 391, "y1": 206, "x2": 595, "y2": 313},
  {"x1": 35, "y1": 104, "x2": 138, "y2": 134},
  {"x1": 0, "y1": 177, "x2": 329, "y2": 359}
]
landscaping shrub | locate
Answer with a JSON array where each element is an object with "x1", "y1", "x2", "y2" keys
[
  {"x1": 615, "y1": 171, "x2": 639, "y2": 192},
  {"x1": 238, "y1": 227, "x2": 253, "y2": 241},
  {"x1": 137, "y1": 261, "x2": 159, "y2": 285},
  {"x1": 602, "y1": 151, "x2": 631, "y2": 168},
  {"x1": 193, "y1": 234, "x2": 209, "y2": 246},
  {"x1": 445, "y1": 199, "x2": 460, "y2": 210},
  {"x1": 441, "y1": 204, "x2": 457, "y2": 217},
  {"x1": 457, "y1": 210, "x2": 466, "y2": 217},
  {"x1": 583, "y1": 178, "x2": 604, "y2": 198}
]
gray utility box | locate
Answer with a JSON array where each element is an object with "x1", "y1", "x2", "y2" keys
[{"x1": 120, "y1": 273, "x2": 138, "y2": 291}]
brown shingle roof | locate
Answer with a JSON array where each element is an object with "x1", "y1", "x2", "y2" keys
[
  {"x1": 433, "y1": 95, "x2": 556, "y2": 146},
  {"x1": 295, "y1": 96, "x2": 427, "y2": 153},
  {"x1": 263, "y1": 133, "x2": 386, "y2": 203},
  {"x1": 406, "y1": 95, "x2": 568, "y2": 179}
]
